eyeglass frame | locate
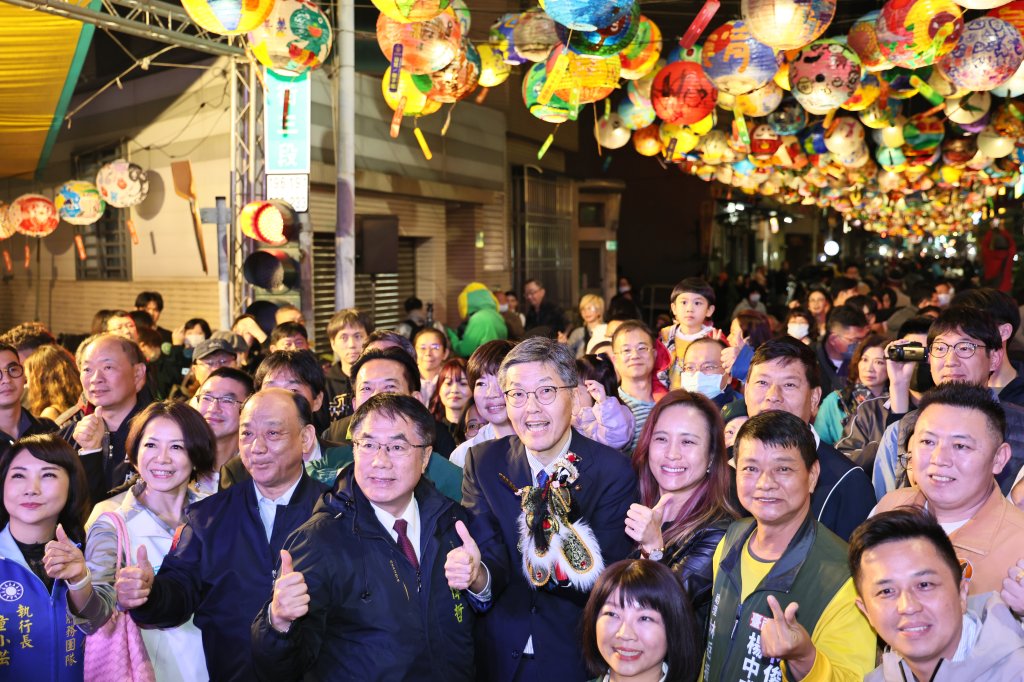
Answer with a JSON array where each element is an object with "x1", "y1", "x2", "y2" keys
[
  {"x1": 928, "y1": 341, "x2": 986, "y2": 360},
  {"x1": 197, "y1": 393, "x2": 244, "y2": 409},
  {"x1": 680, "y1": 362, "x2": 724, "y2": 374},
  {"x1": 0, "y1": 364, "x2": 24, "y2": 379},
  {"x1": 503, "y1": 385, "x2": 576, "y2": 408},
  {"x1": 613, "y1": 345, "x2": 653, "y2": 358},
  {"x1": 352, "y1": 439, "x2": 431, "y2": 459}
]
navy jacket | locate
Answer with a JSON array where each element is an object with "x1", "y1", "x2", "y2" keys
[
  {"x1": 129, "y1": 471, "x2": 327, "y2": 682},
  {"x1": 463, "y1": 429, "x2": 638, "y2": 682},
  {"x1": 812, "y1": 441, "x2": 874, "y2": 542},
  {"x1": 251, "y1": 465, "x2": 475, "y2": 681}
]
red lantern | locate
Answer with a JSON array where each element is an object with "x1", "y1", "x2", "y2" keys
[
  {"x1": 239, "y1": 200, "x2": 298, "y2": 245},
  {"x1": 9, "y1": 194, "x2": 58, "y2": 237},
  {"x1": 651, "y1": 62, "x2": 718, "y2": 126}
]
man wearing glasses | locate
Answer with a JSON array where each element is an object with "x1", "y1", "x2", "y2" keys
[
  {"x1": 609, "y1": 320, "x2": 665, "y2": 451},
  {"x1": 874, "y1": 306, "x2": 1024, "y2": 501},
  {"x1": 0, "y1": 342, "x2": 57, "y2": 460},
  {"x1": 191, "y1": 338, "x2": 240, "y2": 389},
  {"x1": 457, "y1": 337, "x2": 637, "y2": 682},
  {"x1": 251, "y1": 393, "x2": 476, "y2": 681},
  {"x1": 193, "y1": 366, "x2": 254, "y2": 493}
]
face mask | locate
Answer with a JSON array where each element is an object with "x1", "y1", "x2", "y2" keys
[
  {"x1": 748, "y1": 293, "x2": 761, "y2": 304},
  {"x1": 185, "y1": 333, "x2": 205, "y2": 348},
  {"x1": 619, "y1": 286, "x2": 631, "y2": 294},
  {"x1": 787, "y1": 323, "x2": 809, "y2": 339},
  {"x1": 936, "y1": 293, "x2": 951, "y2": 307},
  {"x1": 498, "y1": 303, "x2": 509, "y2": 313},
  {"x1": 680, "y1": 371, "x2": 724, "y2": 399}
]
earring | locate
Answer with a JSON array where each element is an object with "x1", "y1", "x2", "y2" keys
[{"x1": 705, "y1": 465, "x2": 711, "y2": 475}]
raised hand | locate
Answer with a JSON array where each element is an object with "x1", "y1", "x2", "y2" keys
[
  {"x1": 270, "y1": 550, "x2": 309, "y2": 632},
  {"x1": 760, "y1": 595, "x2": 816, "y2": 677},
  {"x1": 115, "y1": 545, "x2": 154, "y2": 610},
  {"x1": 445, "y1": 521, "x2": 485, "y2": 592},
  {"x1": 1000, "y1": 558, "x2": 1024, "y2": 616},
  {"x1": 624, "y1": 493, "x2": 674, "y2": 555},
  {"x1": 584, "y1": 379, "x2": 608, "y2": 405},
  {"x1": 43, "y1": 524, "x2": 88, "y2": 584}
]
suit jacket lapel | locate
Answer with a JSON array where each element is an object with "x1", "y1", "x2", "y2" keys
[
  {"x1": 506, "y1": 436, "x2": 533, "y2": 488},
  {"x1": 568, "y1": 428, "x2": 594, "y2": 483}
]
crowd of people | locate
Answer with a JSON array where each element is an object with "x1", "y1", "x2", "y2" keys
[{"x1": 3, "y1": 267, "x2": 1024, "y2": 682}]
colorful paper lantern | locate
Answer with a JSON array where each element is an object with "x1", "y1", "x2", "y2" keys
[
  {"x1": 881, "y1": 67, "x2": 923, "y2": 99},
  {"x1": 735, "y1": 81, "x2": 784, "y2": 116},
  {"x1": 248, "y1": 0, "x2": 333, "y2": 75},
  {"x1": 978, "y1": 125, "x2": 1015, "y2": 157},
  {"x1": 848, "y1": 11, "x2": 891, "y2": 71},
  {"x1": 0, "y1": 203, "x2": 14, "y2": 240},
  {"x1": 699, "y1": 130, "x2": 735, "y2": 164},
  {"x1": 545, "y1": 48, "x2": 621, "y2": 104},
  {"x1": 182, "y1": 0, "x2": 277, "y2": 35},
  {"x1": 595, "y1": 113, "x2": 632, "y2": 149},
  {"x1": 666, "y1": 44, "x2": 702, "y2": 64},
  {"x1": 875, "y1": 0, "x2": 963, "y2": 69},
  {"x1": 701, "y1": 20, "x2": 779, "y2": 95},
  {"x1": 633, "y1": 123, "x2": 664, "y2": 156},
  {"x1": 619, "y1": 15, "x2": 663, "y2": 80},
  {"x1": 903, "y1": 112, "x2": 945, "y2": 153},
  {"x1": 767, "y1": 98, "x2": 809, "y2": 134},
  {"x1": 555, "y1": 3, "x2": 639, "y2": 58},
  {"x1": 382, "y1": 70, "x2": 441, "y2": 117},
  {"x1": 372, "y1": 0, "x2": 450, "y2": 23},
  {"x1": 789, "y1": 40, "x2": 862, "y2": 115},
  {"x1": 489, "y1": 13, "x2": 526, "y2": 65},
  {"x1": 95, "y1": 159, "x2": 149, "y2": 209},
  {"x1": 650, "y1": 61, "x2": 718, "y2": 125},
  {"x1": 538, "y1": 0, "x2": 632, "y2": 32},
  {"x1": 377, "y1": 12, "x2": 461, "y2": 74},
  {"x1": 428, "y1": 40, "x2": 480, "y2": 102},
  {"x1": 938, "y1": 17, "x2": 1024, "y2": 91},
  {"x1": 946, "y1": 91, "x2": 992, "y2": 124},
  {"x1": 617, "y1": 97, "x2": 657, "y2": 129},
  {"x1": 750, "y1": 124, "x2": 782, "y2": 159},
  {"x1": 522, "y1": 61, "x2": 582, "y2": 123},
  {"x1": 9, "y1": 194, "x2": 58, "y2": 237},
  {"x1": 841, "y1": 73, "x2": 881, "y2": 111},
  {"x1": 512, "y1": 8, "x2": 560, "y2": 62},
  {"x1": 477, "y1": 44, "x2": 511, "y2": 87},
  {"x1": 239, "y1": 200, "x2": 298, "y2": 245},
  {"x1": 824, "y1": 117, "x2": 865, "y2": 156},
  {"x1": 55, "y1": 182, "x2": 105, "y2": 226},
  {"x1": 450, "y1": 0, "x2": 470, "y2": 33},
  {"x1": 992, "y1": 60, "x2": 1024, "y2": 96},
  {"x1": 942, "y1": 136, "x2": 978, "y2": 165},
  {"x1": 740, "y1": 0, "x2": 836, "y2": 50},
  {"x1": 659, "y1": 122, "x2": 701, "y2": 160}
]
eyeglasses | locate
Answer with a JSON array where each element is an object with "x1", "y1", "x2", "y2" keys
[
  {"x1": 928, "y1": 341, "x2": 985, "y2": 359},
  {"x1": 681, "y1": 363, "x2": 723, "y2": 374},
  {"x1": 197, "y1": 355, "x2": 234, "y2": 368},
  {"x1": 614, "y1": 345, "x2": 652, "y2": 358},
  {"x1": 0, "y1": 364, "x2": 24, "y2": 379},
  {"x1": 503, "y1": 385, "x2": 575, "y2": 408},
  {"x1": 417, "y1": 343, "x2": 443, "y2": 352},
  {"x1": 198, "y1": 393, "x2": 243, "y2": 409},
  {"x1": 352, "y1": 439, "x2": 430, "y2": 460}
]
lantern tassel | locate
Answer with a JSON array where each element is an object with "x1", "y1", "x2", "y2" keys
[
  {"x1": 474, "y1": 87, "x2": 490, "y2": 104},
  {"x1": 390, "y1": 96, "x2": 407, "y2": 138},
  {"x1": 126, "y1": 213, "x2": 140, "y2": 246},
  {"x1": 538, "y1": 126, "x2": 559, "y2": 160},
  {"x1": 679, "y1": 0, "x2": 720, "y2": 49},
  {"x1": 23, "y1": 243, "x2": 30, "y2": 270},
  {"x1": 909, "y1": 75, "x2": 943, "y2": 108},
  {"x1": 414, "y1": 122, "x2": 433, "y2": 161},
  {"x1": 733, "y1": 108, "x2": 750, "y2": 147},
  {"x1": 593, "y1": 104, "x2": 603, "y2": 157},
  {"x1": 74, "y1": 234, "x2": 86, "y2": 261}
]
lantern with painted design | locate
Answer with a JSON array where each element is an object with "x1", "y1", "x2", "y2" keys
[
  {"x1": 477, "y1": 44, "x2": 511, "y2": 87},
  {"x1": 651, "y1": 61, "x2": 718, "y2": 125},
  {"x1": 617, "y1": 97, "x2": 657, "y2": 130},
  {"x1": 633, "y1": 123, "x2": 664, "y2": 156},
  {"x1": 595, "y1": 113, "x2": 632, "y2": 149},
  {"x1": 938, "y1": 17, "x2": 1024, "y2": 91},
  {"x1": 555, "y1": 3, "x2": 638, "y2": 58},
  {"x1": 248, "y1": 0, "x2": 333, "y2": 75},
  {"x1": 372, "y1": 0, "x2": 450, "y2": 23},
  {"x1": 522, "y1": 61, "x2": 582, "y2": 123},
  {"x1": 740, "y1": 0, "x2": 836, "y2": 50},
  {"x1": 735, "y1": 81, "x2": 783, "y2": 117},
  {"x1": 0, "y1": 203, "x2": 14, "y2": 240},
  {"x1": 9, "y1": 194, "x2": 58, "y2": 237},
  {"x1": 875, "y1": 0, "x2": 963, "y2": 69},
  {"x1": 428, "y1": 40, "x2": 480, "y2": 102},
  {"x1": 512, "y1": 8, "x2": 560, "y2": 62},
  {"x1": 489, "y1": 13, "x2": 526, "y2": 65},
  {"x1": 377, "y1": 11, "x2": 461, "y2": 74},
  {"x1": 181, "y1": 0, "x2": 275, "y2": 35},
  {"x1": 545, "y1": 48, "x2": 621, "y2": 104},
  {"x1": 538, "y1": 0, "x2": 631, "y2": 32},
  {"x1": 789, "y1": 40, "x2": 862, "y2": 115},
  {"x1": 382, "y1": 69, "x2": 441, "y2": 117},
  {"x1": 767, "y1": 98, "x2": 809, "y2": 134},
  {"x1": 848, "y1": 11, "x2": 891, "y2": 71},
  {"x1": 95, "y1": 159, "x2": 149, "y2": 208},
  {"x1": 239, "y1": 200, "x2": 299, "y2": 245},
  {"x1": 619, "y1": 15, "x2": 663, "y2": 80},
  {"x1": 55, "y1": 182, "x2": 105, "y2": 226},
  {"x1": 701, "y1": 20, "x2": 779, "y2": 95}
]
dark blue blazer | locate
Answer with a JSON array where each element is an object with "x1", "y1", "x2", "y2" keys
[{"x1": 462, "y1": 429, "x2": 638, "y2": 682}]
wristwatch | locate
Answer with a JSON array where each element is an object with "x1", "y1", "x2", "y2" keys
[{"x1": 642, "y1": 547, "x2": 665, "y2": 561}]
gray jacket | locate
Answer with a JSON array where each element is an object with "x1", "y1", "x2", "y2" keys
[{"x1": 835, "y1": 393, "x2": 893, "y2": 471}]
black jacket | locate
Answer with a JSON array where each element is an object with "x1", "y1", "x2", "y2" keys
[
  {"x1": 524, "y1": 300, "x2": 567, "y2": 337},
  {"x1": 814, "y1": 340, "x2": 849, "y2": 397},
  {"x1": 812, "y1": 441, "x2": 874, "y2": 541},
  {"x1": 0, "y1": 410, "x2": 57, "y2": 461},
  {"x1": 251, "y1": 466, "x2": 475, "y2": 681}
]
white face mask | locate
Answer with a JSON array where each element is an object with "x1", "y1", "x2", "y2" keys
[
  {"x1": 680, "y1": 371, "x2": 724, "y2": 399},
  {"x1": 787, "y1": 323, "x2": 810, "y2": 339},
  {"x1": 619, "y1": 286, "x2": 631, "y2": 294},
  {"x1": 184, "y1": 333, "x2": 205, "y2": 348},
  {"x1": 498, "y1": 303, "x2": 509, "y2": 313},
  {"x1": 936, "y1": 293, "x2": 951, "y2": 307},
  {"x1": 748, "y1": 292, "x2": 761, "y2": 304}
]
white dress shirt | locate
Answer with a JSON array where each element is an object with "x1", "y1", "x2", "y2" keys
[
  {"x1": 255, "y1": 474, "x2": 302, "y2": 542},
  {"x1": 370, "y1": 496, "x2": 421, "y2": 561}
]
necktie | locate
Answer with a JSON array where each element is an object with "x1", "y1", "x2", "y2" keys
[
  {"x1": 537, "y1": 469, "x2": 550, "y2": 488},
  {"x1": 394, "y1": 519, "x2": 419, "y2": 571}
]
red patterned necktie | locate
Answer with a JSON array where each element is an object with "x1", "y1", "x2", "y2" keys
[{"x1": 394, "y1": 519, "x2": 419, "y2": 571}]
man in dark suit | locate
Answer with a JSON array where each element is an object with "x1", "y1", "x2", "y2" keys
[{"x1": 451, "y1": 337, "x2": 637, "y2": 682}]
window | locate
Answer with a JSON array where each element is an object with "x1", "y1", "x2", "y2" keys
[{"x1": 73, "y1": 148, "x2": 131, "y2": 281}]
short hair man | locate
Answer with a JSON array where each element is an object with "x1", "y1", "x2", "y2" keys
[
  {"x1": 268, "y1": 322, "x2": 310, "y2": 352},
  {"x1": 703, "y1": 411, "x2": 876, "y2": 681},
  {"x1": 0, "y1": 342, "x2": 57, "y2": 461},
  {"x1": 611, "y1": 321, "x2": 663, "y2": 451},
  {"x1": 850, "y1": 507, "x2": 1024, "y2": 681},
  {"x1": 116, "y1": 388, "x2": 328, "y2": 682},
  {"x1": 324, "y1": 308, "x2": 373, "y2": 413},
  {"x1": 251, "y1": 394, "x2": 476, "y2": 681},
  {"x1": 874, "y1": 383, "x2": 1024, "y2": 601},
  {"x1": 105, "y1": 310, "x2": 139, "y2": 342},
  {"x1": 457, "y1": 337, "x2": 638, "y2": 681},
  {"x1": 194, "y1": 366, "x2": 254, "y2": 493},
  {"x1": 0, "y1": 321, "x2": 56, "y2": 364},
  {"x1": 679, "y1": 337, "x2": 741, "y2": 408},
  {"x1": 744, "y1": 336, "x2": 875, "y2": 540},
  {"x1": 886, "y1": 281, "x2": 939, "y2": 334},
  {"x1": 135, "y1": 291, "x2": 172, "y2": 344},
  {"x1": 192, "y1": 338, "x2": 240, "y2": 388},
  {"x1": 523, "y1": 279, "x2": 566, "y2": 338},
  {"x1": 815, "y1": 305, "x2": 870, "y2": 396}
]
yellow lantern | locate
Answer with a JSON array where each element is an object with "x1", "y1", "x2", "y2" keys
[
  {"x1": 181, "y1": 0, "x2": 275, "y2": 35},
  {"x1": 633, "y1": 123, "x2": 664, "y2": 156},
  {"x1": 546, "y1": 49, "x2": 621, "y2": 104},
  {"x1": 477, "y1": 43, "x2": 511, "y2": 87},
  {"x1": 382, "y1": 70, "x2": 442, "y2": 117},
  {"x1": 371, "y1": 0, "x2": 450, "y2": 23}
]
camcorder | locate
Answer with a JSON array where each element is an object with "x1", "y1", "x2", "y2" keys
[{"x1": 886, "y1": 342, "x2": 926, "y2": 363}]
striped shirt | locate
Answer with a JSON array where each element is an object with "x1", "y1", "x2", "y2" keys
[{"x1": 619, "y1": 388, "x2": 655, "y2": 454}]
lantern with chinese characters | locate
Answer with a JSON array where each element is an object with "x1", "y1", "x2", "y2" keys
[
  {"x1": 938, "y1": 17, "x2": 1024, "y2": 90},
  {"x1": 9, "y1": 194, "x2": 58, "y2": 237},
  {"x1": 789, "y1": 40, "x2": 862, "y2": 115},
  {"x1": 239, "y1": 200, "x2": 298, "y2": 245},
  {"x1": 377, "y1": 12, "x2": 461, "y2": 74},
  {"x1": 427, "y1": 40, "x2": 480, "y2": 102},
  {"x1": 382, "y1": 70, "x2": 441, "y2": 117},
  {"x1": 477, "y1": 44, "x2": 511, "y2": 87},
  {"x1": 740, "y1": 0, "x2": 836, "y2": 50},
  {"x1": 617, "y1": 97, "x2": 657, "y2": 129},
  {"x1": 512, "y1": 8, "x2": 559, "y2": 62},
  {"x1": 735, "y1": 81, "x2": 784, "y2": 116},
  {"x1": 372, "y1": 0, "x2": 450, "y2": 23},
  {"x1": 768, "y1": 98, "x2": 809, "y2": 134},
  {"x1": 55, "y1": 182, "x2": 105, "y2": 226},
  {"x1": 619, "y1": 15, "x2": 662, "y2": 80},
  {"x1": 702, "y1": 20, "x2": 779, "y2": 95},
  {"x1": 522, "y1": 61, "x2": 581, "y2": 123},
  {"x1": 556, "y1": 2, "x2": 638, "y2": 58},
  {"x1": 824, "y1": 117, "x2": 865, "y2": 156},
  {"x1": 875, "y1": 0, "x2": 963, "y2": 69},
  {"x1": 539, "y1": 0, "x2": 631, "y2": 32},
  {"x1": 95, "y1": 159, "x2": 149, "y2": 208},
  {"x1": 490, "y1": 13, "x2": 526, "y2": 65},
  {"x1": 181, "y1": 0, "x2": 275, "y2": 35},
  {"x1": 946, "y1": 91, "x2": 992, "y2": 124},
  {"x1": 659, "y1": 122, "x2": 701, "y2": 160},
  {"x1": 248, "y1": 0, "x2": 333, "y2": 75},
  {"x1": 546, "y1": 49, "x2": 621, "y2": 104},
  {"x1": 651, "y1": 61, "x2": 718, "y2": 125},
  {"x1": 841, "y1": 73, "x2": 881, "y2": 111},
  {"x1": 633, "y1": 123, "x2": 664, "y2": 156},
  {"x1": 848, "y1": 11, "x2": 891, "y2": 71},
  {"x1": 595, "y1": 113, "x2": 632, "y2": 149}
]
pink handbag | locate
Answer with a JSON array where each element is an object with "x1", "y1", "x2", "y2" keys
[{"x1": 82, "y1": 511, "x2": 157, "y2": 682}]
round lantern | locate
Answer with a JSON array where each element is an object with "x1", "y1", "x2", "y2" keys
[
  {"x1": 248, "y1": 0, "x2": 333, "y2": 75},
  {"x1": 992, "y1": 60, "x2": 1024, "y2": 96},
  {"x1": 735, "y1": 81, "x2": 783, "y2": 116},
  {"x1": 428, "y1": 40, "x2": 480, "y2": 103},
  {"x1": 372, "y1": 0, "x2": 450, "y2": 23},
  {"x1": 702, "y1": 20, "x2": 779, "y2": 95},
  {"x1": 9, "y1": 194, "x2": 58, "y2": 237},
  {"x1": 836, "y1": 145, "x2": 871, "y2": 168},
  {"x1": 824, "y1": 117, "x2": 865, "y2": 156},
  {"x1": 768, "y1": 98, "x2": 809, "y2": 134},
  {"x1": 841, "y1": 73, "x2": 881, "y2": 111},
  {"x1": 489, "y1": 13, "x2": 526, "y2": 65},
  {"x1": 545, "y1": 49, "x2": 621, "y2": 104},
  {"x1": 619, "y1": 15, "x2": 663, "y2": 80},
  {"x1": 942, "y1": 136, "x2": 978, "y2": 165},
  {"x1": 477, "y1": 43, "x2": 511, "y2": 87},
  {"x1": 181, "y1": 0, "x2": 274, "y2": 35},
  {"x1": 740, "y1": 0, "x2": 836, "y2": 50},
  {"x1": 659, "y1": 122, "x2": 701, "y2": 160},
  {"x1": 538, "y1": 0, "x2": 631, "y2": 32},
  {"x1": 979, "y1": 125, "x2": 1016, "y2": 157},
  {"x1": 650, "y1": 62, "x2": 718, "y2": 125},
  {"x1": 512, "y1": 8, "x2": 559, "y2": 62},
  {"x1": 617, "y1": 97, "x2": 657, "y2": 130},
  {"x1": 955, "y1": 0, "x2": 1014, "y2": 7},
  {"x1": 750, "y1": 124, "x2": 782, "y2": 160},
  {"x1": 633, "y1": 123, "x2": 664, "y2": 156},
  {"x1": 928, "y1": 68, "x2": 969, "y2": 98},
  {"x1": 904, "y1": 112, "x2": 945, "y2": 154},
  {"x1": 700, "y1": 130, "x2": 734, "y2": 164},
  {"x1": 989, "y1": 2, "x2": 1024, "y2": 35},
  {"x1": 848, "y1": 11, "x2": 891, "y2": 71},
  {"x1": 946, "y1": 91, "x2": 992, "y2": 124},
  {"x1": 555, "y1": 3, "x2": 639, "y2": 58},
  {"x1": 95, "y1": 159, "x2": 149, "y2": 208},
  {"x1": 627, "y1": 70, "x2": 656, "y2": 106},
  {"x1": 0, "y1": 203, "x2": 14, "y2": 240},
  {"x1": 55, "y1": 182, "x2": 105, "y2": 226},
  {"x1": 450, "y1": 0, "x2": 470, "y2": 33},
  {"x1": 789, "y1": 40, "x2": 862, "y2": 115},
  {"x1": 991, "y1": 102, "x2": 1024, "y2": 139},
  {"x1": 876, "y1": 145, "x2": 908, "y2": 169},
  {"x1": 522, "y1": 61, "x2": 581, "y2": 123},
  {"x1": 381, "y1": 70, "x2": 441, "y2": 117},
  {"x1": 595, "y1": 113, "x2": 632, "y2": 149},
  {"x1": 938, "y1": 17, "x2": 1024, "y2": 90},
  {"x1": 239, "y1": 200, "x2": 298, "y2": 245},
  {"x1": 798, "y1": 121, "x2": 829, "y2": 154},
  {"x1": 377, "y1": 12, "x2": 461, "y2": 74},
  {"x1": 875, "y1": 0, "x2": 963, "y2": 69},
  {"x1": 860, "y1": 97, "x2": 901, "y2": 129}
]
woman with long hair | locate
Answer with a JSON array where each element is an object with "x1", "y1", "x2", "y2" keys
[
  {"x1": 429, "y1": 357, "x2": 470, "y2": 442},
  {"x1": 626, "y1": 390, "x2": 739, "y2": 642},
  {"x1": 24, "y1": 344, "x2": 83, "y2": 421},
  {"x1": 814, "y1": 333, "x2": 890, "y2": 445}
]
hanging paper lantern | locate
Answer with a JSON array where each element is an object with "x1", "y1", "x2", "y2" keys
[
  {"x1": 471, "y1": 46, "x2": 508, "y2": 91},
  {"x1": 239, "y1": 200, "x2": 298, "y2": 245},
  {"x1": 946, "y1": 91, "x2": 992, "y2": 125},
  {"x1": 512, "y1": 8, "x2": 560, "y2": 62},
  {"x1": 546, "y1": 49, "x2": 621, "y2": 104},
  {"x1": 848, "y1": 11, "x2": 891, "y2": 72},
  {"x1": 666, "y1": 44, "x2": 702, "y2": 64},
  {"x1": 633, "y1": 123, "x2": 664, "y2": 156},
  {"x1": 701, "y1": 21, "x2": 779, "y2": 95},
  {"x1": 767, "y1": 98, "x2": 809, "y2": 134},
  {"x1": 875, "y1": 0, "x2": 963, "y2": 69},
  {"x1": 735, "y1": 81, "x2": 783, "y2": 117},
  {"x1": 903, "y1": 112, "x2": 945, "y2": 154},
  {"x1": 9, "y1": 194, "x2": 58, "y2": 237},
  {"x1": 489, "y1": 13, "x2": 526, "y2": 65},
  {"x1": 992, "y1": 60, "x2": 1024, "y2": 96},
  {"x1": 824, "y1": 117, "x2": 865, "y2": 156},
  {"x1": 617, "y1": 97, "x2": 657, "y2": 129},
  {"x1": 450, "y1": 0, "x2": 471, "y2": 33},
  {"x1": 938, "y1": 17, "x2": 1024, "y2": 91},
  {"x1": 619, "y1": 15, "x2": 663, "y2": 80},
  {"x1": 927, "y1": 68, "x2": 968, "y2": 98},
  {"x1": 595, "y1": 113, "x2": 632, "y2": 149},
  {"x1": 789, "y1": 40, "x2": 862, "y2": 115},
  {"x1": 750, "y1": 124, "x2": 782, "y2": 159},
  {"x1": 942, "y1": 136, "x2": 978, "y2": 165},
  {"x1": 991, "y1": 101, "x2": 1024, "y2": 139},
  {"x1": 181, "y1": 0, "x2": 275, "y2": 35},
  {"x1": 427, "y1": 40, "x2": 480, "y2": 103},
  {"x1": 881, "y1": 67, "x2": 924, "y2": 99},
  {"x1": 555, "y1": 3, "x2": 638, "y2": 58},
  {"x1": 841, "y1": 73, "x2": 881, "y2": 112},
  {"x1": 382, "y1": 70, "x2": 441, "y2": 117},
  {"x1": 538, "y1": 0, "x2": 631, "y2": 32},
  {"x1": 699, "y1": 130, "x2": 734, "y2": 164},
  {"x1": 0, "y1": 203, "x2": 14, "y2": 240},
  {"x1": 522, "y1": 61, "x2": 582, "y2": 123},
  {"x1": 372, "y1": 0, "x2": 450, "y2": 23},
  {"x1": 95, "y1": 159, "x2": 149, "y2": 208},
  {"x1": 798, "y1": 121, "x2": 829, "y2": 154},
  {"x1": 955, "y1": 0, "x2": 1014, "y2": 8},
  {"x1": 377, "y1": 12, "x2": 461, "y2": 75},
  {"x1": 628, "y1": 60, "x2": 664, "y2": 105},
  {"x1": 248, "y1": 0, "x2": 333, "y2": 75},
  {"x1": 836, "y1": 145, "x2": 871, "y2": 168},
  {"x1": 55, "y1": 182, "x2": 106, "y2": 226},
  {"x1": 978, "y1": 125, "x2": 1015, "y2": 157},
  {"x1": 650, "y1": 61, "x2": 718, "y2": 125},
  {"x1": 740, "y1": 0, "x2": 836, "y2": 51},
  {"x1": 659, "y1": 122, "x2": 701, "y2": 160}
]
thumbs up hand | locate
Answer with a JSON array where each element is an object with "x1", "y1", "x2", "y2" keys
[
  {"x1": 116, "y1": 545, "x2": 155, "y2": 610},
  {"x1": 43, "y1": 524, "x2": 89, "y2": 584},
  {"x1": 73, "y1": 411, "x2": 106, "y2": 451},
  {"x1": 625, "y1": 493, "x2": 676, "y2": 555},
  {"x1": 445, "y1": 520, "x2": 485, "y2": 592},
  {"x1": 270, "y1": 550, "x2": 309, "y2": 632}
]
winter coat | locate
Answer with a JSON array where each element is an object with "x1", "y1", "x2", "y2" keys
[
  {"x1": 447, "y1": 284, "x2": 508, "y2": 358},
  {"x1": 571, "y1": 398, "x2": 635, "y2": 451}
]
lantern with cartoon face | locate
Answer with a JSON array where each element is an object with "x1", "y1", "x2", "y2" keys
[
  {"x1": 741, "y1": 0, "x2": 837, "y2": 50},
  {"x1": 55, "y1": 182, "x2": 106, "y2": 226},
  {"x1": 651, "y1": 61, "x2": 718, "y2": 125},
  {"x1": 824, "y1": 117, "x2": 866, "y2": 156},
  {"x1": 701, "y1": 20, "x2": 779, "y2": 95},
  {"x1": 789, "y1": 40, "x2": 862, "y2": 115},
  {"x1": 9, "y1": 194, "x2": 58, "y2": 237},
  {"x1": 938, "y1": 17, "x2": 1024, "y2": 90},
  {"x1": 875, "y1": 0, "x2": 963, "y2": 69},
  {"x1": 377, "y1": 11, "x2": 461, "y2": 74},
  {"x1": 248, "y1": 0, "x2": 333, "y2": 74},
  {"x1": 95, "y1": 159, "x2": 149, "y2": 208},
  {"x1": 750, "y1": 124, "x2": 783, "y2": 160}
]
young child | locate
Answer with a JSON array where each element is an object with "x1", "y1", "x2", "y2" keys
[
  {"x1": 659, "y1": 277, "x2": 727, "y2": 389},
  {"x1": 572, "y1": 354, "x2": 635, "y2": 451}
]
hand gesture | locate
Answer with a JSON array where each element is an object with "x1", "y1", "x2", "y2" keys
[
  {"x1": 43, "y1": 524, "x2": 88, "y2": 584},
  {"x1": 721, "y1": 343, "x2": 744, "y2": 376},
  {"x1": 624, "y1": 493, "x2": 674, "y2": 555},
  {"x1": 583, "y1": 379, "x2": 607, "y2": 405},
  {"x1": 884, "y1": 340, "x2": 919, "y2": 389},
  {"x1": 556, "y1": 330, "x2": 569, "y2": 344},
  {"x1": 760, "y1": 596, "x2": 816, "y2": 676},
  {"x1": 115, "y1": 545, "x2": 154, "y2": 610},
  {"x1": 73, "y1": 410, "x2": 106, "y2": 450},
  {"x1": 445, "y1": 521, "x2": 485, "y2": 592},
  {"x1": 270, "y1": 550, "x2": 309, "y2": 632},
  {"x1": 1000, "y1": 559, "x2": 1024, "y2": 616},
  {"x1": 172, "y1": 325, "x2": 185, "y2": 346}
]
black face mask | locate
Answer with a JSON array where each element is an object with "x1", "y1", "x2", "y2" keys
[{"x1": 911, "y1": 361, "x2": 935, "y2": 394}]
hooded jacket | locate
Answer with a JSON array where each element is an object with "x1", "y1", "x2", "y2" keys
[
  {"x1": 251, "y1": 465, "x2": 476, "y2": 681},
  {"x1": 447, "y1": 283, "x2": 508, "y2": 358}
]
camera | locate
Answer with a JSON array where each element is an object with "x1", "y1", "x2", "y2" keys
[{"x1": 886, "y1": 342, "x2": 926, "y2": 363}]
